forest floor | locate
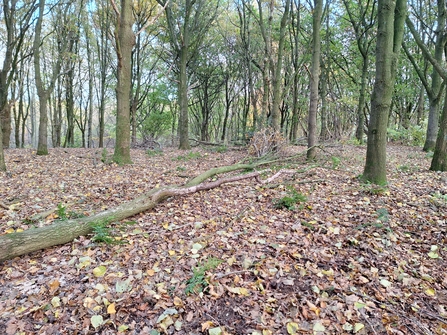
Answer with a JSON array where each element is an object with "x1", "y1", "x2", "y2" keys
[{"x1": 0, "y1": 144, "x2": 446, "y2": 335}]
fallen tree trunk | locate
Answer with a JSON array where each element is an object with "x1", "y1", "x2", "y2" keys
[{"x1": 0, "y1": 161, "x2": 275, "y2": 263}]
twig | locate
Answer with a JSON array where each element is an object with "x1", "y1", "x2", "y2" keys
[
  {"x1": 109, "y1": 0, "x2": 120, "y2": 16},
  {"x1": 262, "y1": 169, "x2": 296, "y2": 184},
  {"x1": 214, "y1": 270, "x2": 253, "y2": 279},
  {"x1": 359, "y1": 309, "x2": 379, "y2": 335},
  {"x1": 136, "y1": 0, "x2": 170, "y2": 36}
]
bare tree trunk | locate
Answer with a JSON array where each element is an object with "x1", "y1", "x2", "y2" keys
[
  {"x1": 34, "y1": 0, "x2": 64, "y2": 155},
  {"x1": 307, "y1": 0, "x2": 323, "y2": 160},
  {"x1": 363, "y1": 0, "x2": 406, "y2": 185},
  {"x1": 0, "y1": 115, "x2": 5, "y2": 171},
  {"x1": 113, "y1": 0, "x2": 135, "y2": 164},
  {"x1": 270, "y1": 0, "x2": 290, "y2": 132}
]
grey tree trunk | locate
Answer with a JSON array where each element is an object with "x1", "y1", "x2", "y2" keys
[
  {"x1": 178, "y1": 43, "x2": 190, "y2": 149},
  {"x1": 0, "y1": 115, "x2": 5, "y2": 171},
  {"x1": 424, "y1": 0, "x2": 445, "y2": 151},
  {"x1": 404, "y1": 0, "x2": 446, "y2": 152},
  {"x1": 34, "y1": 0, "x2": 64, "y2": 155},
  {"x1": 307, "y1": 0, "x2": 323, "y2": 160},
  {"x1": 270, "y1": 0, "x2": 290, "y2": 132},
  {"x1": 430, "y1": 85, "x2": 447, "y2": 171},
  {"x1": 113, "y1": 0, "x2": 135, "y2": 164},
  {"x1": 362, "y1": 0, "x2": 406, "y2": 185}
]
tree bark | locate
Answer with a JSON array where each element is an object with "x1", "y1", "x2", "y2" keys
[
  {"x1": 270, "y1": 0, "x2": 290, "y2": 132},
  {"x1": 0, "y1": 161, "x2": 276, "y2": 263},
  {"x1": 430, "y1": 85, "x2": 447, "y2": 171},
  {"x1": 34, "y1": 0, "x2": 64, "y2": 155},
  {"x1": 0, "y1": 113, "x2": 5, "y2": 171},
  {"x1": 362, "y1": 0, "x2": 406, "y2": 185},
  {"x1": 113, "y1": 0, "x2": 135, "y2": 164},
  {"x1": 307, "y1": 0, "x2": 323, "y2": 160}
]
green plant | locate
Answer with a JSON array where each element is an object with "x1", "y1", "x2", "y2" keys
[
  {"x1": 273, "y1": 188, "x2": 307, "y2": 210},
  {"x1": 185, "y1": 257, "x2": 223, "y2": 295},
  {"x1": 176, "y1": 166, "x2": 187, "y2": 172},
  {"x1": 376, "y1": 208, "x2": 390, "y2": 222},
  {"x1": 56, "y1": 203, "x2": 68, "y2": 220},
  {"x1": 147, "y1": 148, "x2": 164, "y2": 157},
  {"x1": 101, "y1": 148, "x2": 108, "y2": 163},
  {"x1": 430, "y1": 192, "x2": 447, "y2": 207},
  {"x1": 360, "y1": 182, "x2": 389, "y2": 195},
  {"x1": 387, "y1": 125, "x2": 425, "y2": 147},
  {"x1": 331, "y1": 156, "x2": 341, "y2": 169},
  {"x1": 398, "y1": 165, "x2": 410, "y2": 172},
  {"x1": 345, "y1": 137, "x2": 364, "y2": 145},
  {"x1": 56, "y1": 204, "x2": 86, "y2": 221},
  {"x1": 215, "y1": 145, "x2": 228, "y2": 153},
  {"x1": 301, "y1": 221, "x2": 315, "y2": 230},
  {"x1": 90, "y1": 219, "x2": 121, "y2": 245}
]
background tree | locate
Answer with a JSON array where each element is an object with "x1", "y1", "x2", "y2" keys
[
  {"x1": 34, "y1": 0, "x2": 70, "y2": 155},
  {"x1": 404, "y1": 0, "x2": 445, "y2": 152},
  {"x1": 156, "y1": 0, "x2": 220, "y2": 149},
  {"x1": 342, "y1": 0, "x2": 376, "y2": 143}
]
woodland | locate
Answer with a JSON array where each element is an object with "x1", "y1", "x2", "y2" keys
[{"x1": 1, "y1": 0, "x2": 447, "y2": 334}]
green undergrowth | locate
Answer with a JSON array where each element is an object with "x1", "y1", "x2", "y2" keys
[
  {"x1": 185, "y1": 257, "x2": 223, "y2": 295},
  {"x1": 273, "y1": 187, "x2": 307, "y2": 210}
]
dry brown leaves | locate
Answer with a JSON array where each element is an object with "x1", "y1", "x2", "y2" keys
[{"x1": 0, "y1": 145, "x2": 446, "y2": 335}]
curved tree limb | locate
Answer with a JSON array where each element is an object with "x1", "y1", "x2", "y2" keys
[{"x1": 0, "y1": 160, "x2": 280, "y2": 263}]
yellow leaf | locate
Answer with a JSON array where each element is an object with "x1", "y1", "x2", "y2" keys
[
  {"x1": 287, "y1": 322, "x2": 299, "y2": 334},
  {"x1": 168, "y1": 250, "x2": 176, "y2": 256},
  {"x1": 201, "y1": 320, "x2": 214, "y2": 331},
  {"x1": 5, "y1": 228, "x2": 15, "y2": 234},
  {"x1": 107, "y1": 302, "x2": 116, "y2": 314},
  {"x1": 93, "y1": 265, "x2": 107, "y2": 277},
  {"x1": 48, "y1": 279, "x2": 60, "y2": 293},
  {"x1": 353, "y1": 323, "x2": 365, "y2": 333},
  {"x1": 16, "y1": 228, "x2": 24, "y2": 232},
  {"x1": 51, "y1": 296, "x2": 61, "y2": 308},
  {"x1": 425, "y1": 287, "x2": 436, "y2": 296},
  {"x1": 147, "y1": 269, "x2": 155, "y2": 276},
  {"x1": 227, "y1": 256, "x2": 236, "y2": 266},
  {"x1": 173, "y1": 296, "x2": 184, "y2": 307},
  {"x1": 239, "y1": 287, "x2": 250, "y2": 296}
]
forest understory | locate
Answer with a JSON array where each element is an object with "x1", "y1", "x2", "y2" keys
[{"x1": 0, "y1": 144, "x2": 446, "y2": 335}]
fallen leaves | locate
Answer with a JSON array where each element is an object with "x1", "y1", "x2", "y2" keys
[{"x1": 0, "y1": 146, "x2": 446, "y2": 334}]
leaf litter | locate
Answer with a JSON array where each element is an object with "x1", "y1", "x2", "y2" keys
[{"x1": 0, "y1": 145, "x2": 446, "y2": 334}]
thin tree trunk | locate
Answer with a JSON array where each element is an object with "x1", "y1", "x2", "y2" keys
[
  {"x1": 113, "y1": 0, "x2": 135, "y2": 164},
  {"x1": 271, "y1": 0, "x2": 290, "y2": 132},
  {"x1": 178, "y1": 44, "x2": 191, "y2": 149},
  {"x1": 0, "y1": 115, "x2": 5, "y2": 171},
  {"x1": 307, "y1": 0, "x2": 323, "y2": 160},
  {"x1": 430, "y1": 84, "x2": 447, "y2": 170}
]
